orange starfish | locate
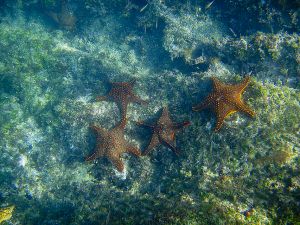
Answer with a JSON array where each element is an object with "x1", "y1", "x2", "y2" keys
[
  {"x1": 192, "y1": 76, "x2": 255, "y2": 131},
  {"x1": 96, "y1": 80, "x2": 147, "y2": 120},
  {"x1": 137, "y1": 107, "x2": 190, "y2": 156},
  {"x1": 85, "y1": 118, "x2": 141, "y2": 172}
]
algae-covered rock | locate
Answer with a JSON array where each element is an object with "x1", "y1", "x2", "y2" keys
[
  {"x1": 182, "y1": 66, "x2": 300, "y2": 224},
  {"x1": 213, "y1": 32, "x2": 300, "y2": 88},
  {"x1": 156, "y1": 2, "x2": 227, "y2": 65},
  {"x1": 0, "y1": 0, "x2": 299, "y2": 224}
]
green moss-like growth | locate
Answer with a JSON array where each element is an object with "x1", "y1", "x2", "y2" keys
[
  {"x1": 0, "y1": 1, "x2": 299, "y2": 224},
  {"x1": 180, "y1": 68, "x2": 300, "y2": 224},
  {"x1": 160, "y1": 5, "x2": 226, "y2": 64},
  {"x1": 214, "y1": 32, "x2": 300, "y2": 87}
]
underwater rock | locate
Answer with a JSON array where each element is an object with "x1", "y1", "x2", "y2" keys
[{"x1": 0, "y1": 0, "x2": 299, "y2": 224}]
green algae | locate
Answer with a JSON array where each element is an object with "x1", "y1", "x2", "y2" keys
[
  {"x1": 179, "y1": 71, "x2": 300, "y2": 224},
  {"x1": 0, "y1": 1, "x2": 299, "y2": 224},
  {"x1": 212, "y1": 32, "x2": 300, "y2": 88}
]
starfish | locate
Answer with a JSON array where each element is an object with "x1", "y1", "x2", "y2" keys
[
  {"x1": 192, "y1": 76, "x2": 255, "y2": 132},
  {"x1": 85, "y1": 118, "x2": 141, "y2": 172},
  {"x1": 45, "y1": 0, "x2": 77, "y2": 31},
  {"x1": 96, "y1": 80, "x2": 147, "y2": 121},
  {"x1": 137, "y1": 107, "x2": 190, "y2": 156}
]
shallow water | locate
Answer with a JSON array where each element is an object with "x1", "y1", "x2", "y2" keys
[{"x1": 0, "y1": 0, "x2": 299, "y2": 224}]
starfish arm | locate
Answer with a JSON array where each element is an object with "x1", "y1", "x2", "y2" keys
[
  {"x1": 111, "y1": 80, "x2": 135, "y2": 88},
  {"x1": 110, "y1": 157, "x2": 124, "y2": 172},
  {"x1": 214, "y1": 101, "x2": 234, "y2": 132},
  {"x1": 212, "y1": 77, "x2": 223, "y2": 90},
  {"x1": 233, "y1": 100, "x2": 256, "y2": 117},
  {"x1": 116, "y1": 117, "x2": 127, "y2": 129},
  {"x1": 232, "y1": 76, "x2": 251, "y2": 93},
  {"x1": 161, "y1": 137, "x2": 180, "y2": 155},
  {"x1": 126, "y1": 145, "x2": 141, "y2": 157},
  {"x1": 142, "y1": 133, "x2": 160, "y2": 156},
  {"x1": 61, "y1": 0, "x2": 68, "y2": 12},
  {"x1": 172, "y1": 121, "x2": 191, "y2": 130},
  {"x1": 117, "y1": 100, "x2": 128, "y2": 121},
  {"x1": 96, "y1": 95, "x2": 108, "y2": 102},
  {"x1": 161, "y1": 106, "x2": 170, "y2": 118},
  {"x1": 214, "y1": 115, "x2": 225, "y2": 132},
  {"x1": 192, "y1": 93, "x2": 215, "y2": 112},
  {"x1": 158, "y1": 107, "x2": 173, "y2": 125}
]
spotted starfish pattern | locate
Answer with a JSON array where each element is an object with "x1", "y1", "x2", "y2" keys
[
  {"x1": 85, "y1": 118, "x2": 141, "y2": 172},
  {"x1": 137, "y1": 107, "x2": 190, "y2": 156},
  {"x1": 96, "y1": 80, "x2": 147, "y2": 120},
  {"x1": 192, "y1": 76, "x2": 255, "y2": 131}
]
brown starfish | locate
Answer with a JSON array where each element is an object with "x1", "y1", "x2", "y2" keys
[
  {"x1": 96, "y1": 80, "x2": 147, "y2": 120},
  {"x1": 192, "y1": 76, "x2": 255, "y2": 132},
  {"x1": 46, "y1": 0, "x2": 77, "y2": 31},
  {"x1": 85, "y1": 118, "x2": 141, "y2": 172},
  {"x1": 137, "y1": 107, "x2": 190, "y2": 156}
]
